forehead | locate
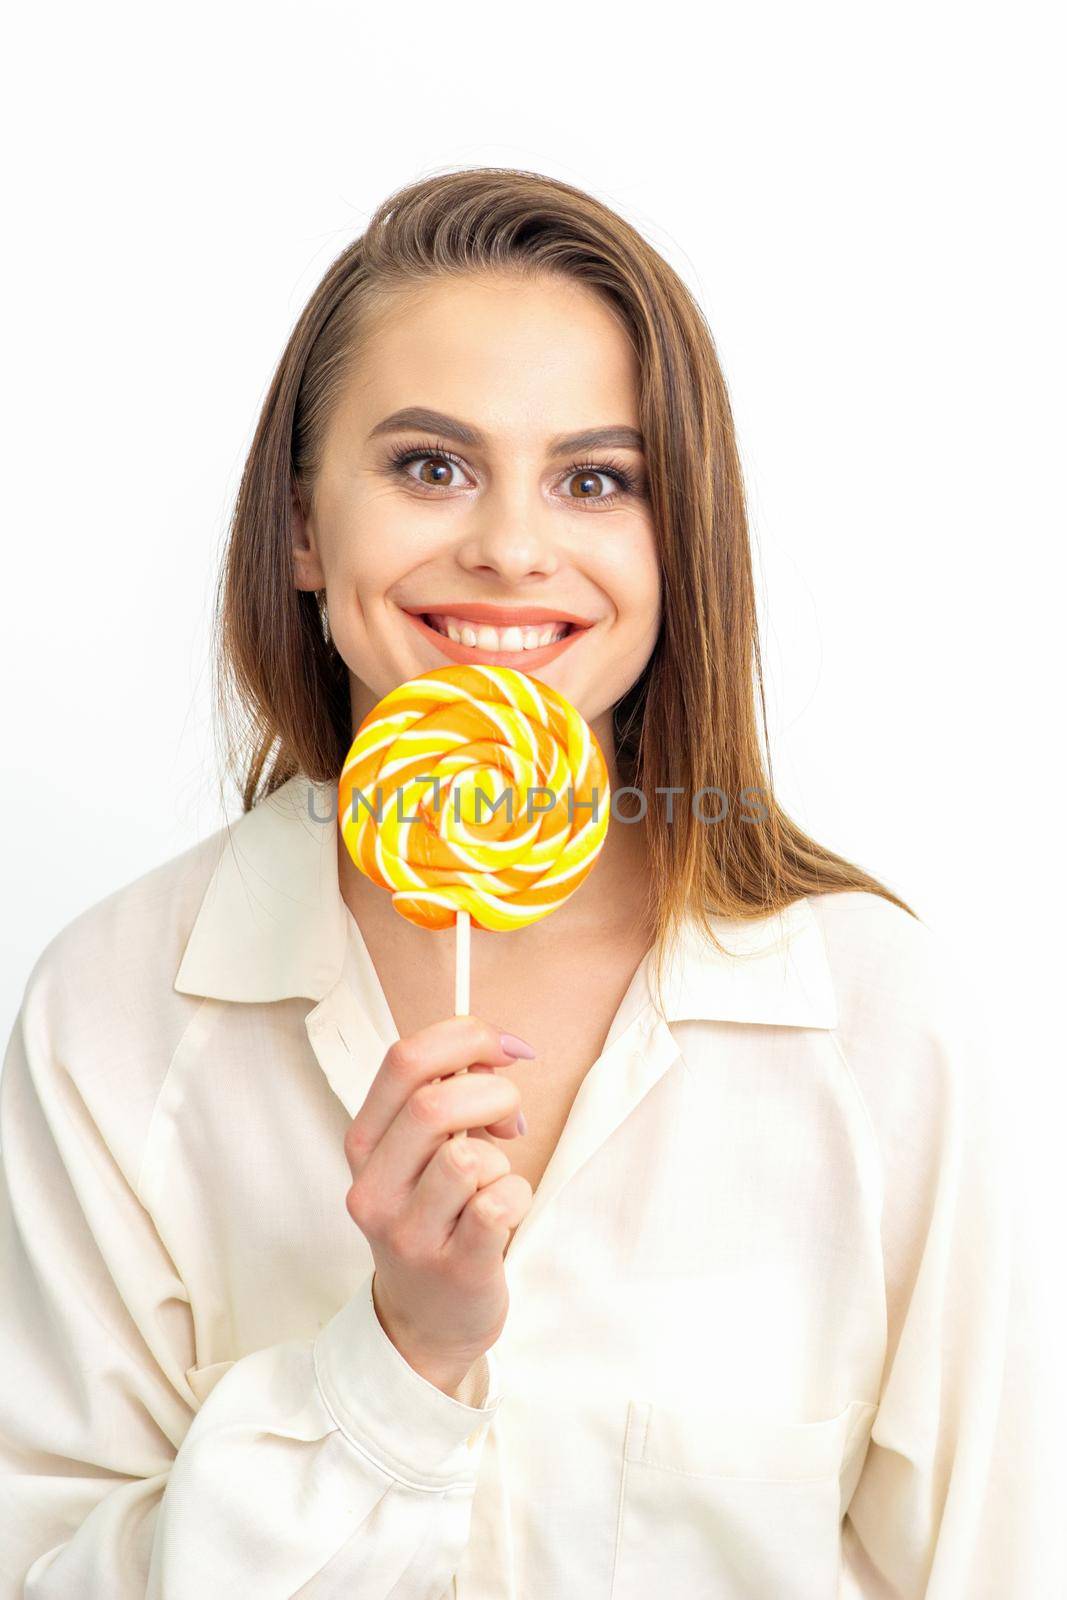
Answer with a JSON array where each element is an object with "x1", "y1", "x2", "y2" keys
[{"x1": 340, "y1": 272, "x2": 641, "y2": 441}]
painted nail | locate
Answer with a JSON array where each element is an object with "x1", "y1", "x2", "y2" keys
[
  {"x1": 500, "y1": 1032, "x2": 536, "y2": 1060},
  {"x1": 516, "y1": 1110, "x2": 528, "y2": 1135}
]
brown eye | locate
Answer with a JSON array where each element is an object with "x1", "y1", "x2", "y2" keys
[
  {"x1": 413, "y1": 456, "x2": 460, "y2": 487},
  {"x1": 388, "y1": 447, "x2": 474, "y2": 490},
  {"x1": 567, "y1": 470, "x2": 609, "y2": 499},
  {"x1": 562, "y1": 465, "x2": 636, "y2": 502}
]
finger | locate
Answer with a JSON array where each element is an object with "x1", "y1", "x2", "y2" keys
[
  {"x1": 354, "y1": 1069, "x2": 522, "y2": 1209},
  {"x1": 464, "y1": 1064, "x2": 525, "y2": 1139},
  {"x1": 344, "y1": 1016, "x2": 533, "y2": 1175},
  {"x1": 396, "y1": 1134, "x2": 512, "y2": 1256},
  {"x1": 447, "y1": 1173, "x2": 534, "y2": 1264}
]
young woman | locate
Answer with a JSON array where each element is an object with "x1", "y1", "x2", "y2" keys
[{"x1": 0, "y1": 169, "x2": 1042, "y2": 1597}]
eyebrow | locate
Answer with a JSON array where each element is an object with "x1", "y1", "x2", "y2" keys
[{"x1": 367, "y1": 406, "x2": 645, "y2": 457}]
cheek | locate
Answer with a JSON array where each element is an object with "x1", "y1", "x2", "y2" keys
[
  {"x1": 637, "y1": 524, "x2": 663, "y2": 628},
  {"x1": 600, "y1": 526, "x2": 662, "y2": 639},
  {"x1": 636, "y1": 549, "x2": 663, "y2": 636},
  {"x1": 329, "y1": 504, "x2": 418, "y2": 611}
]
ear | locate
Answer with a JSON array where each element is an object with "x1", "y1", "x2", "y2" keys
[{"x1": 290, "y1": 483, "x2": 326, "y2": 591}]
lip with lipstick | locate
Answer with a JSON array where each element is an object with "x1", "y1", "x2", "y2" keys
[{"x1": 402, "y1": 602, "x2": 595, "y2": 669}]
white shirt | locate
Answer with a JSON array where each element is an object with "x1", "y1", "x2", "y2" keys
[{"x1": 0, "y1": 772, "x2": 1057, "y2": 1597}]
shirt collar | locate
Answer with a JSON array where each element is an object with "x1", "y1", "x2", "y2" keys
[{"x1": 173, "y1": 772, "x2": 838, "y2": 1030}]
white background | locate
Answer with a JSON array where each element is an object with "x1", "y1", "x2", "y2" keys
[{"x1": 4, "y1": 2, "x2": 1064, "y2": 1366}]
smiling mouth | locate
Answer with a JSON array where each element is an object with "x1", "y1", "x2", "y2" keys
[
  {"x1": 401, "y1": 605, "x2": 592, "y2": 668},
  {"x1": 423, "y1": 613, "x2": 573, "y2": 652}
]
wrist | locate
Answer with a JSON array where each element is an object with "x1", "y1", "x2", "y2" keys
[{"x1": 371, "y1": 1273, "x2": 482, "y2": 1398}]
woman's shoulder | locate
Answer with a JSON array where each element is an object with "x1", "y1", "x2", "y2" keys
[
  {"x1": 3, "y1": 819, "x2": 238, "y2": 1196},
  {"x1": 804, "y1": 889, "x2": 1002, "y2": 1148},
  {"x1": 805, "y1": 888, "x2": 962, "y2": 1032},
  {"x1": 24, "y1": 822, "x2": 230, "y2": 1013},
  {"x1": 6, "y1": 822, "x2": 233, "y2": 1168}
]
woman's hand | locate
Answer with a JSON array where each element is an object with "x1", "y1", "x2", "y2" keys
[{"x1": 342, "y1": 1016, "x2": 536, "y2": 1396}]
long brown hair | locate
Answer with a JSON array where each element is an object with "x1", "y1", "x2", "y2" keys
[{"x1": 214, "y1": 165, "x2": 916, "y2": 962}]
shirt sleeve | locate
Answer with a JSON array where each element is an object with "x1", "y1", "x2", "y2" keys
[
  {"x1": 837, "y1": 936, "x2": 1066, "y2": 1599},
  {"x1": 0, "y1": 970, "x2": 503, "y2": 1600}
]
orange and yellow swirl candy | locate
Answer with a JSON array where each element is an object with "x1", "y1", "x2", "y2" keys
[{"x1": 338, "y1": 664, "x2": 610, "y2": 934}]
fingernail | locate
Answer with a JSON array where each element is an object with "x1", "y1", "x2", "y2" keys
[
  {"x1": 500, "y1": 1032, "x2": 536, "y2": 1059},
  {"x1": 516, "y1": 1110, "x2": 528, "y2": 1135}
]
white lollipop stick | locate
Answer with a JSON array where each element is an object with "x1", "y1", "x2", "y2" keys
[
  {"x1": 451, "y1": 910, "x2": 471, "y2": 1141},
  {"x1": 454, "y1": 908, "x2": 471, "y2": 1015}
]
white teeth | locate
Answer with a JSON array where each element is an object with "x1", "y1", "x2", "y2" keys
[{"x1": 426, "y1": 614, "x2": 569, "y2": 651}]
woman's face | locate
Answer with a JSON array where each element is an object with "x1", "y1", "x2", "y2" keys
[{"x1": 292, "y1": 272, "x2": 661, "y2": 746}]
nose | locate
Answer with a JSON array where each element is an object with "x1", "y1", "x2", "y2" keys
[{"x1": 453, "y1": 484, "x2": 560, "y2": 584}]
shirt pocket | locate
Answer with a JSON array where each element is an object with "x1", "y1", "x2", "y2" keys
[{"x1": 610, "y1": 1396, "x2": 877, "y2": 1600}]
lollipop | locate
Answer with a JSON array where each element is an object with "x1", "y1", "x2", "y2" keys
[{"x1": 338, "y1": 664, "x2": 611, "y2": 1134}]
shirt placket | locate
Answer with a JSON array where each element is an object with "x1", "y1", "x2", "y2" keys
[
  {"x1": 460, "y1": 1007, "x2": 684, "y2": 1599},
  {"x1": 304, "y1": 972, "x2": 685, "y2": 1600}
]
